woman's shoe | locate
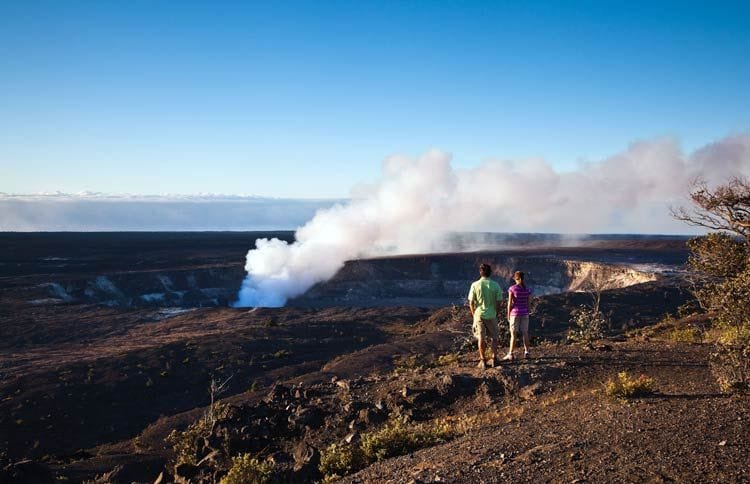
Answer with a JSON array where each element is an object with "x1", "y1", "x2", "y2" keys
[{"x1": 502, "y1": 353, "x2": 514, "y2": 361}]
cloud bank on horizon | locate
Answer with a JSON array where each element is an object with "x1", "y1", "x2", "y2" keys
[
  {"x1": 0, "y1": 194, "x2": 340, "y2": 231},
  {"x1": 235, "y1": 132, "x2": 750, "y2": 307}
]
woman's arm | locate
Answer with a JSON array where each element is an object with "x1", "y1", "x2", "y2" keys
[{"x1": 507, "y1": 291, "x2": 514, "y2": 320}]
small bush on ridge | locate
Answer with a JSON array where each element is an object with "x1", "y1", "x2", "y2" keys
[
  {"x1": 360, "y1": 418, "x2": 454, "y2": 462},
  {"x1": 670, "y1": 327, "x2": 702, "y2": 343},
  {"x1": 319, "y1": 443, "x2": 366, "y2": 480},
  {"x1": 605, "y1": 371, "x2": 655, "y2": 399},
  {"x1": 166, "y1": 397, "x2": 229, "y2": 465},
  {"x1": 567, "y1": 305, "x2": 608, "y2": 348},
  {"x1": 220, "y1": 454, "x2": 275, "y2": 484},
  {"x1": 319, "y1": 417, "x2": 456, "y2": 480},
  {"x1": 435, "y1": 353, "x2": 459, "y2": 366},
  {"x1": 710, "y1": 326, "x2": 750, "y2": 393}
]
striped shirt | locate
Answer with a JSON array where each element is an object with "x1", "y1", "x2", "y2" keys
[{"x1": 508, "y1": 284, "x2": 532, "y2": 316}]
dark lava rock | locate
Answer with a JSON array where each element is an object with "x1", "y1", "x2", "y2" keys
[
  {"x1": 516, "y1": 371, "x2": 532, "y2": 388},
  {"x1": 96, "y1": 456, "x2": 167, "y2": 484},
  {"x1": 519, "y1": 382, "x2": 543, "y2": 400},
  {"x1": 292, "y1": 440, "x2": 321, "y2": 479},
  {"x1": 1, "y1": 460, "x2": 54, "y2": 484},
  {"x1": 265, "y1": 384, "x2": 291, "y2": 404},
  {"x1": 336, "y1": 379, "x2": 351, "y2": 392},
  {"x1": 358, "y1": 407, "x2": 386, "y2": 426},
  {"x1": 208, "y1": 425, "x2": 231, "y2": 450},
  {"x1": 64, "y1": 450, "x2": 94, "y2": 461},
  {"x1": 174, "y1": 462, "x2": 199, "y2": 483},
  {"x1": 289, "y1": 406, "x2": 325, "y2": 429},
  {"x1": 410, "y1": 388, "x2": 441, "y2": 408},
  {"x1": 437, "y1": 374, "x2": 479, "y2": 397},
  {"x1": 390, "y1": 405, "x2": 413, "y2": 421},
  {"x1": 196, "y1": 449, "x2": 221, "y2": 467}
]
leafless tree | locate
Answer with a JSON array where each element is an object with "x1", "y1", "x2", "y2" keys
[
  {"x1": 671, "y1": 176, "x2": 750, "y2": 239},
  {"x1": 206, "y1": 374, "x2": 234, "y2": 430}
]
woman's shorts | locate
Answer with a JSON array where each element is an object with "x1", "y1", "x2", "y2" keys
[
  {"x1": 473, "y1": 317, "x2": 500, "y2": 340},
  {"x1": 509, "y1": 315, "x2": 529, "y2": 334}
]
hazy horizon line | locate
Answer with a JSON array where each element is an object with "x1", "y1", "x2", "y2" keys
[
  {"x1": 0, "y1": 191, "x2": 345, "y2": 202},
  {"x1": 0, "y1": 230, "x2": 697, "y2": 237}
]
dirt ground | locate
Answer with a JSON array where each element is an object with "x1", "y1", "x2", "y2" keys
[
  {"x1": 343, "y1": 342, "x2": 750, "y2": 483},
  {"x1": 2, "y1": 301, "x2": 747, "y2": 483}
]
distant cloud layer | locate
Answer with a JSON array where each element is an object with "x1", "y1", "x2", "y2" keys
[
  {"x1": 0, "y1": 194, "x2": 340, "y2": 231},
  {"x1": 3, "y1": 133, "x2": 749, "y2": 236}
]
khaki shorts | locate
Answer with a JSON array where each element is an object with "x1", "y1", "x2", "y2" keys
[
  {"x1": 473, "y1": 317, "x2": 500, "y2": 341},
  {"x1": 509, "y1": 315, "x2": 529, "y2": 334}
]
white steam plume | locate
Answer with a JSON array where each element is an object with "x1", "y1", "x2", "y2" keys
[{"x1": 235, "y1": 133, "x2": 750, "y2": 307}]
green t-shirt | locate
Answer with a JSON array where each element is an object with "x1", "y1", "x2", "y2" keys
[{"x1": 468, "y1": 277, "x2": 502, "y2": 319}]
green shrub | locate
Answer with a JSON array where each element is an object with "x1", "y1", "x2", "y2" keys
[
  {"x1": 435, "y1": 353, "x2": 459, "y2": 366},
  {"x1": 165, "y1": 402, "x2": 228, "y2": 465},
  {"x1": 670, "y1": 326, "x2": 702, "y2": 343},
  {"x1": 710, "y1": 326, "x2": 750, "y2": 393},
  {"x1": 605, "y1": 371, "x2": 655, "y2": 399},
  {"x1": 166, "y1": 424, "x2": 207, "y2": 466},
  {"x1": 677, "y1": 300, "x2": 701, "y2": 318},
  {"x1": 220, "y1": 454, "x2": 275, "y2": 484},
  {"x1": 567, "y1": 305, "x2": 608, "y2": 347},
  {"x1": 319, "y1": 443, "x2": 366, "y2": 479},
  {"x1": 319, "y1": 418, "x2": 456, "y2": 480},
  {"x1": 360, "y1": 418, "x2": 454, "y2": 462},
  {"x1": 393, "y1": 354, "x2": 424, "y2": 372},
  {"x1": 674, "y1": 179, "x2": 750, "y2": 395}
]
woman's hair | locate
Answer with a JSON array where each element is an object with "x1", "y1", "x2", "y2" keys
[
  {"x1": 480, "y1": 263, "x2": 492, "y2": 277},
  {"x1": 513, "y1": 271, "x2": 526, "y2": 288}
]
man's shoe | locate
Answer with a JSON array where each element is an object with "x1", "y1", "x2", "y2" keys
[
  {"x1": 502, "y1": 353, "x2": 513, "y2": 361},
  {"x1": 524, "y1": 351, "x2": 531, "y2": 359},
  {"x1": 477, "y1": 360, "x2": 487, "y2": 370}
]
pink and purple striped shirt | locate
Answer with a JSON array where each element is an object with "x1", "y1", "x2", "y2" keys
[{"x1": 508, "y1": 284, "x2": 532, "y2": 316}]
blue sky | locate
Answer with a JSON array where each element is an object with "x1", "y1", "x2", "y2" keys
[{"x1": 1, "y1": 0, "x2": 749, "y2": 198}]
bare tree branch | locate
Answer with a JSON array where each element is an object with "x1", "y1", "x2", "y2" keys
[{"x1": 671, "y1": 177, "x2": 750, "y2": 240}]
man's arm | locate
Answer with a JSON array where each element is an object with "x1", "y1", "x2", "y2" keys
[{"x1": 468, "y1": 285, "x2": 475, "y2": 318}]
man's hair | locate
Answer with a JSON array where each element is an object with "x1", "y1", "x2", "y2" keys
[{"x1": 480, "y1": 263, "x2": 492, "y2": 277}]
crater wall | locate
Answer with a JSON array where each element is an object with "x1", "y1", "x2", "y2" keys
[
  {"x1": 291, "y1": 252, "x2": 678, "y2": 307},
  {"x1": 10, "y1": 249, "x2": 684, "y2": 308}
]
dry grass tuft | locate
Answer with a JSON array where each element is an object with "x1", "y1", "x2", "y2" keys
[
  {"x1": 605, "y1": 371, "x2": 655, "y2": 399},
  {"x1": 220, "y1": 453, "x2": 275, "y2": 484},
  {"x1": 319, "y1": 416, "x2": 460, "y2": 480}
]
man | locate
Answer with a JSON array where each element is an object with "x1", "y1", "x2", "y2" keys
[{"x1": 468, "y1": 263, "x2": 503, "y2": 369}]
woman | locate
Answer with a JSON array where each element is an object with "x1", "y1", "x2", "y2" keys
[{"x1": 504, "y1": 271, "x2": 532, "y2": 360}]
